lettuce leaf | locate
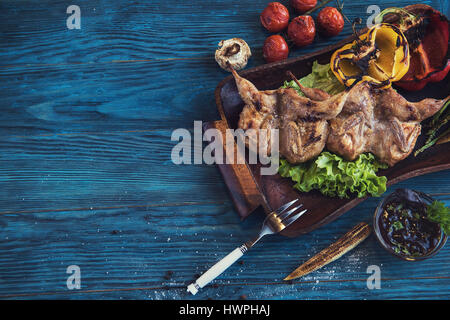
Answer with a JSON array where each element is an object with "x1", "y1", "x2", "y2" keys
[
  {"x1": 278, "y1": 152, "x2": 388, "y2": 199},
  {"x1": 281, "y1": 61, "x2": 345, "y2": 96}
]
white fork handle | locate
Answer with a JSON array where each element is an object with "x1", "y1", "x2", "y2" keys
[{"x1": 187, "y1": 245, "x2": 246, "y2": 295}]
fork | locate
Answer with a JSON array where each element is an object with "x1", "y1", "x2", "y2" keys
[{"x1": 187, "y1": 199, "x2": 307, "y2": 295}]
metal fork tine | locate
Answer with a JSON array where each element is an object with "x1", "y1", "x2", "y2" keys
[
  {"x1": 187, "y1": 199, "x2": 308, "y2": 295},
  {"x1": 277, "y1": 204, "x2": 303, "y2": 220},
  {"x1": 275, "y1": 199, "x2": 299, "y2": 215},
  {"x1": 283, "y1": 209, "x2": 308, "y2": 227}
]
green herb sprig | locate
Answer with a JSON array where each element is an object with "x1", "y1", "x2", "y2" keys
[
  {"x1": 415, "y1": 99, "x2": 450, "y2": 156},
  {"x1": 427, "y1": 200, "x2": 450, "y2": 235}
]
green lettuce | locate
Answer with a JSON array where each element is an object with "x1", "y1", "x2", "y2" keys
[
  {"x1": 281, "y1": 61, "x2": 345, "y2": 96},
  {"x1": 278, "y1": 152, "x2": 388, "y2": 199}
]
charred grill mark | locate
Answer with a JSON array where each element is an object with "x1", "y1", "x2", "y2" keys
[
  {"x1": 254, "y1": 98, "x2": 261, "y2": 111},
  {"x1": 346, "y1": 73, "x2": 364, "y2": 90},
  {"x1": 310, "y1": 123, "x2": 316, "y2": 138},
  {"x1": 368, "y1": 82, "x2": 382, "y2": 95},
  {"x1": 298, "y1": 115, "x2": 321, "y2": 123},
  {"x1": 303, "y1": 134, "x2": 322, "y2": 148},
  {"x1": 396, "y1": 36, "x2": 401, "y2": 48},
  {"x1": 390, "y1": 119, "x2": 408, "y2": 152},
  {"x1": 400, "y1": 36, "x2": 409, "y2": 63},
  {"x1": 401, "y1": 16, "x2": 428, "y2": 53},
  {"x1": 368, "y1": 26, "x2": 377, "y2": 39},
  {"x1": 352, "y1": 42, "x2": 380, "y2": 74},
  {"x1": 339, "y1": 49, "x2": 354, "y2": 55},
  {"x1": 310, "y1": 111, "x2": 326, "y2": 117},
  {"x1": 303, "y1": 136, "x2": 321, "y2": 148},
  {"x1": 343, "y1": 115, "x2": 363, "y2": 131},
  {"x1": 302, "y1": 123, "x2": 321, "y2": 148},
  {"x1": 335, "y1": 24, "x2": 410, "y2": 87},
  {"x1": 333, "y1": 56, "x2": 340, "y2": 70},
  {"x1": 373, "y1": 79, "x2": 391, "y2": 88}
]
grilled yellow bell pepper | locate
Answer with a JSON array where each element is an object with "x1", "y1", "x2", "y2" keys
[{"x1": 330, "y1": 23, "x2": 410, "y2": 88}]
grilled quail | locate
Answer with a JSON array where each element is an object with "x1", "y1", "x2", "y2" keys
[{"x1": 231, "y1": 68, "x2": 447, "y2": 166}]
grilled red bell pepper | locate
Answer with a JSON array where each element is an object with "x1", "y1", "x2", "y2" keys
[{"x1": 379, "y1": 5, "x2": 449, "y2": 91}]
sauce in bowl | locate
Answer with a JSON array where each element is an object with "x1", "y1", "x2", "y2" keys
[{"x1": 374, "y1": 189, "x2": 447, "y2": 261}]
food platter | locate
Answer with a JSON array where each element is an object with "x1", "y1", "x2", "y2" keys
[{"x1": 205, "y1": 5, "x2": 450, "y2": 238}]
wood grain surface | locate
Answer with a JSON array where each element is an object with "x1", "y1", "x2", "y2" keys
[
  {"x1": 213, "y1": 29, "x2": 450, "y2": 236},
  {"x1": 0, "y1": 0, "x2": 448, "y2": 300}
]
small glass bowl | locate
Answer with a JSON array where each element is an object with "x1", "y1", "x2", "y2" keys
[{"x1": 373, "y1": 188, "x2": 447, "y2": 261}]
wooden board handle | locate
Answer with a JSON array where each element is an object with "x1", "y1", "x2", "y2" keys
[{"x1": 203, "y1": 120, "x2": 270, "y2": 219}]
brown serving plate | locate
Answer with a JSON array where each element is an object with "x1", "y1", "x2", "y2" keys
[{"x1": 205, "y1": 5, "x2": 450, "y2": 237}]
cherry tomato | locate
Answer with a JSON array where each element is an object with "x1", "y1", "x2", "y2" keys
[
  {"x1": 317, "y1": 7, "x2": 345, "y2": 37},
  {"x1": 263, "y1": 35, "x2": 289, "y2": 63},
  {"x1": 290, "y1": 0, "x2": 317, "y2": 14},
  {"x1": 260, "y1": 2, "x2": 290, "y2": 33},
  {"x1": 288, "y1": 15, "x2": 316, "y2": 47}
]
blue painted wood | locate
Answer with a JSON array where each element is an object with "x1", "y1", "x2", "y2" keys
[
  {"x1": 0, "y1": 195, "x2": 449, "y2": 299},
  {"x1": 0, "y1": 0, "x2": 448, "y2": 300}
]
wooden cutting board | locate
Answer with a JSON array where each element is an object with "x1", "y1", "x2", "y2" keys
[{"x1": 205, "y1": 5, "x2": 450, "y2": 237}]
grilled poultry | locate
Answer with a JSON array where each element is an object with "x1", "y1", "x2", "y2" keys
[
  {"x1": 277, "y1": 85, "x2": 349, "y2": 162},
  {"x1": 326, "y1": 82, "x2": 447, "y2": 166},
  {"x1": 231, "y1": 68, "x2": 348, "y2": 163},
  {"x1": 231, "y1": 68, "x2": 447, "y2": 166}
]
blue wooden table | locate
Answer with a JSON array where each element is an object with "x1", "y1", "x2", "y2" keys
[{"x1": 0, "y1": 0, "x2": 449, "y2": 300}]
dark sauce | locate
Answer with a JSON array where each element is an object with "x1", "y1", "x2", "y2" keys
[{"x1": 379, "y1": 199, "x2": 441, "y2": 257}]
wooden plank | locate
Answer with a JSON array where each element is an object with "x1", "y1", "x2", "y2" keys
[
  {"x1": 0, "y1": 0, "x2": 440, "y2": 66},
  {"x1": 1, "y1": 128, "x2": 449, "y2": 213},
  {"x1": 0, "y1": 130, "x2": 233, "y2": 212},
  {"x1": 0, "y1": 60, "x2": 223, "y2": 136},
  {"x1": 3, "y1": 277, "x2": 449, "y2": 300},
  {"x1": 0, "y1": 0, "x2": 448, "y2": 300},
  {"x1": 0, "y1": 197, "x2": 448, "y2": 299}
]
